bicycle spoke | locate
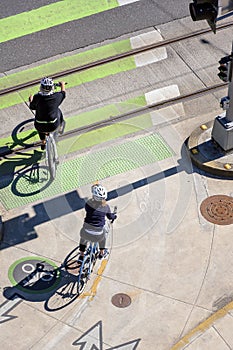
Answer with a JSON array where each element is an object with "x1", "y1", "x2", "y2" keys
[{"x1": 45, "y1": 280, "x2": 79, "y2": 311}]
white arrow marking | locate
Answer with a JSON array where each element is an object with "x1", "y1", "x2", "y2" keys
[
  {"x1": 73, "y1": 320, "x2": 103, "y2": 350},
  {"x1": 0, "y1": 295, "x2": 22, "y2": 323},
  {"x1": 106, "y1": 338, "x2": 141, "y2": 350}
]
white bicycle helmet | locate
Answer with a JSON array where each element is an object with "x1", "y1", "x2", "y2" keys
[
  {"x1": 92, "y1": 184, "x2": 107, "y2": 201},
  {"x1": 40, "y1": 77, "x2": 54, "y2": 92}
]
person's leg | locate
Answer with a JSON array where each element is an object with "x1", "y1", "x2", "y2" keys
[
  {"x1": 98, "y1": 229, "x2": 109, "y2": 259},
  {"x1": 58, "y1": 109, "x2": 65, "y2": 134}
]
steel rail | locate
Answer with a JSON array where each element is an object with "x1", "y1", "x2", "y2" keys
[
  {"x1": 0, "y1": 81, "x2": 227, "y2": 158},
  {"x1": 0, "y1": 21, "x2": 232, "y2": 96}
]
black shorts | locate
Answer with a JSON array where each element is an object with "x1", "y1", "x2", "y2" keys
[{"x1": 34, "y1": 110, "x2": 63, "y2": 140}]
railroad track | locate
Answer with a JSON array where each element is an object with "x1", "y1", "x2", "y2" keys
[
  {"x1": 0, "y1": 79, "x2": 227, "y2": 158},
  {"x1": 0, "y1": 21, "x2": 231, "y2": 158},
  {"x1": 0, "y1": 21, "x2": 232, "y2": 95}
]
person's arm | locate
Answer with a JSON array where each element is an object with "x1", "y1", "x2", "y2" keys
[
  {"x1": 59, "y1": 81, "x2": 66, "y2": 92},
  {"x1": 28, "y1": 94, "x2": 36, "y2": 110},
  {"x1": 106, "y1": 204, "x2": 117, "y2": 221}
]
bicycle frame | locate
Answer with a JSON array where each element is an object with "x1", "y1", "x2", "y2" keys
[
  {"x1": 45, "y1": 131, "x2": 58, "y2": 180},
  {"x1": 76, "y1": 242, "x2": 99, "y2": 293}
]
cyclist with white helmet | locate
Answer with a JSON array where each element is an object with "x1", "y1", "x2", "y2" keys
[
  {"x1": 29, "y1": 77, "x2": 66, "y2": 150},
  {"x1": 78, "y1": 183, "x2": 117, "y2": 261}
]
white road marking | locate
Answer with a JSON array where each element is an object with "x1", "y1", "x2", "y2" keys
[
  {"x1": 118, "y1": 0, "x2": 140, "y2": 5},
  {"x1": 130, "y1": 30, "x2": 167, "y2": 66},
  {"x1": 145, "y1": 85, "x2": 185, "y2": 125}
]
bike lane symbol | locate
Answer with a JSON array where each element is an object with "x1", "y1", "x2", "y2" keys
[
  {"x1": 72, "y1": 320, "x2": 140, "y2": 349},
  {"x1": 0, "y1": 294, "x2": 22, "y2": 324},
  {"x1": 8, "y1": 256, "x2": 60, "y2": 294}
]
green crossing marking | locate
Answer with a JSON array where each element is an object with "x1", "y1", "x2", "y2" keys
[
  {"x1": 1, "y1": 111, "x2": 153, "y2": 174},
  {"x1": 0, "y1": 57, "x2": 136, "y2": 110},
  {"x1": 0, "y1": 133, "x2": 174, "y2": 210},
  {"x1": 0, "y1": 0, "x2": 119, "y2": 44},
  {"x1": 0, "y1": 40, "x2": 132, "y2": 90},
  {"x1": 0, "y1": 95, "x2": 147, "y2": 153}
]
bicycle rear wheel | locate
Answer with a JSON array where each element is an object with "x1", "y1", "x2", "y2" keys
[
  {"x1": 63, "y1": 246, "x2": 80, "y2": 271},
  {"x1": 47, "y1": 136, "x2": 57, "y2": 180},
  {"x1": 45, "y1": 279, "x2": 79, "y2": 311}
]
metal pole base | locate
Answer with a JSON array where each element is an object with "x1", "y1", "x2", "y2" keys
[{"x1": 211, "y1": 115, "x2": 233, "y2": 151}]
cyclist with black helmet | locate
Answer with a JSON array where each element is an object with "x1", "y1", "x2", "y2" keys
[
  {"x1": 78, "y1": 183, "x2": 117, "y2": 262},
  {"x1": 29, "y1": 77, "x2": 66, "y2": 150}
]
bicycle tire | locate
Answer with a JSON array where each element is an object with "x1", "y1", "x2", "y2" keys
[
  {"x1": 76, "y1": 256, "x2": 90, "y2": 294},
  {"x1": 63, "y1": 246, "x2": 80, "y2": 271},
  {"x1": 47, "y1": 136, "x2": 57, "y2": 180},
  {"x1": 45, "y1": 279, "x2": 79, "y2": 311}
]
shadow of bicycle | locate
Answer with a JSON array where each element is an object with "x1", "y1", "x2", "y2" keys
[
  {"x1": 11, "y1": 164, "x2": 53, "y2": 197},
  {"x1": 0, "y1": 150, "x2": 44, "y2": 190},
  {"x1": 3, "y1": 248, "x2": 84, "y2": 313}
]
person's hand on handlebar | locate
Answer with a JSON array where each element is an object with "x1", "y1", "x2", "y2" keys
[{"x1": 58, "y1": 81, "x2": 66, "y2": 91}]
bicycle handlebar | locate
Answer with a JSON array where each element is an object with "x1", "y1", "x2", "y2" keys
[{"x1": 54, "y1": 82, "x2": 68, "y2": 87}]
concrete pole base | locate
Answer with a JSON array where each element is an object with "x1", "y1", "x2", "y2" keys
[{"x1": 212, "y1": 115, "x2": 233, "y2": 151}]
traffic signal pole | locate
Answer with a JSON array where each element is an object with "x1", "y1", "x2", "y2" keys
[
  {"x1": 189, "y1": 0, "x2": 233, "y2": 151},
  {"x1": 211, "y1": 42, "x2": 233, "y2": 151}
]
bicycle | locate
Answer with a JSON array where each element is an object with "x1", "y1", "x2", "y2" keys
[
  {"x1": 43, "y1": 82, "x2": 66, "y2": 180},
  {"x1": 44, "y1": 130, "x2": 58, "y2": 180},
  {"x1": 64, "y1": 206, "x2": 117, "y2": 295},
  {"x1": 44, "y1": 206, "x2": 117, "y2": 310},
  {"x1": 26, "y1": 82, "x2": 66, "y2": 180}
]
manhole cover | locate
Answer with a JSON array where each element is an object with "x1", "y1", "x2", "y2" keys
[
  {"x1": 200, "y1": 195, "x2": 233, "y2": 225},
  {"x1": 111, "y1": 293, "x2": 131, "y2": 308}
]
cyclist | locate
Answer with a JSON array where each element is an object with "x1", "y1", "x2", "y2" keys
[
  {"x1": 29, "y1": 77, "x2": 66, "y2": 150},
  {"x1": 78, "y1": 184, "x2": 117, "y2": 262}
]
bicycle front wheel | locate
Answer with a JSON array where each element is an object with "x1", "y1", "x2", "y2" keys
[
  {"x1": 76, "y1": 258, "x2": 89, "y2": 294},
  {"x1": 47, "y1": 136, "x2": 57, "y2": 180}
]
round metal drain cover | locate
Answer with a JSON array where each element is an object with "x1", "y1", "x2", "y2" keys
[
  {"x1": 200, "y1": 195, "x2": 233, "y2": 225},
  {"x1": 111, "y1": 293, "x2": 131, "y2": 308}
]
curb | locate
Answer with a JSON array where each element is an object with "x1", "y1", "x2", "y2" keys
[{"x1": 187, "y1": 120, "x2": 233, "y2": 178}]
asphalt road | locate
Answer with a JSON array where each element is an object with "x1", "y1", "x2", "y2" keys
[{"x1": 0, "y1": 0, "x2": 191, "y2": 72}]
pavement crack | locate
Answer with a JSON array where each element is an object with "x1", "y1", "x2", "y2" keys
[
  {"x1": 178, "y1": 226, "x2": 215, "y2": 339},
  {"x1": 212, "y1": 325, "x2": 232, "y2": 349},
  {"x1": 100, "y1": 274, "x2": 213, "y2": 313}
]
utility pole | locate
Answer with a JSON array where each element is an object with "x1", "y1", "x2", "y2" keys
[
  {"x1": 212, "y1": 45, "x2": 233, "y2": 150},
  {"x1": 189, "y1": 0, "x2": 233, "y2": 151}
]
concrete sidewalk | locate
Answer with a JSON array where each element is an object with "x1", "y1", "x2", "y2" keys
[{"x1": 1, "y1": 18, "x2": 233, "y2": 350}]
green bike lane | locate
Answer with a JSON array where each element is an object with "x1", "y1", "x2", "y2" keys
[
  {"x1": 0, "y1": 94, "x2": 174, "y2": 210},
  {"x1": 0, "y1": 0, "x2": 139, "y2": 44},
  {"x1": 0, "y1": 24, "x2": 174, "y2": 210},
  {"x1": 0, "y1": 27, "x2": 166, "y2": 109}
]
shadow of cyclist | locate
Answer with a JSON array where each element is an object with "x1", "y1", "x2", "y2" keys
[{"x1": 0, "y1": 150, "x2": 43, "y2": 189}]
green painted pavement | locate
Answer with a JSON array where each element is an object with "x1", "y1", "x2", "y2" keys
[
  {"x1": 0, "y1": 95, "x2": 147, "y2": 153},
  {"x1": 0, "y1": 0, "x2": 119, "y2": 44},
  {"x1": 0, "y1": 133, "x2": 174, "y2": 210},
  {"x1": 0, "y1": 110, "x2": 153, "y2": 174},
  {"x1": 0, "y1": 40, "x2": 132, "y2": 90},
  {"x1": 0, "y1": 56, "x2": 136, "y2": 110}
]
